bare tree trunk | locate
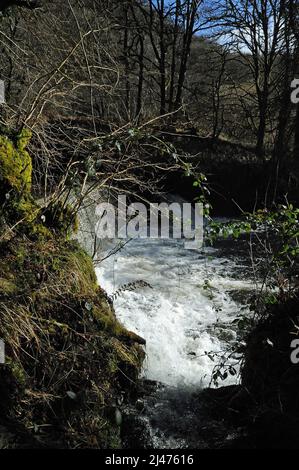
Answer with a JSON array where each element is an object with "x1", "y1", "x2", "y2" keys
[
  {"x1": 289, "y1": 31, "x2": 299, "y2": 181},
  {"x1": 136, "y1": 34, "x2": 144, "y2": 120},
  {"x1": 256, "y1": 94, "x2": 268, "y2": 158},
  {"x1": 168, "y1": 0, "x2": 179, "y2": 112},
  {"x1": 175, "y1": 0, "x2": 198, "y2": 110},
  {"x1": 212, "y1": 50, "x2": 226, "y2": 139},
  {"x1": 273, "y1": 53, "x2": 292, "y2": 166},
  {"x1": 123, "y1": 2, "x2": 131, "y2": 120},
  {"x1": 158, "y1": 0, "x2": 166, "y2": 115}
]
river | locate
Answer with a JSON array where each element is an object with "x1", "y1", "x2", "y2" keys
[{"x1": 94, "y1": 233, "x2": 255, "y2": 448}]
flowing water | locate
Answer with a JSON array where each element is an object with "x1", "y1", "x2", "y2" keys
[
  {"x1": 76, "y1": 190, "x2": 255, "y2": 447},
  {"x1": 96, "y1": 238, "x2": 253, "y2": 387},
  {"x1": 94, "y1": 235, "x2": 255, "y2": 448}
]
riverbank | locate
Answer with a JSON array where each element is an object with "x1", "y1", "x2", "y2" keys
[
  {"x1": 0, "y1": 236, "x2": 145, "y2": 448},
  {"x1": 119, "y1": 292, "x2": 299, "y2": 450}
]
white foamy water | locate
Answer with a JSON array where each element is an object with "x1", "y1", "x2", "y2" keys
[{"x1": 95, "y1": 237, "x2": 254, "y2": 388}]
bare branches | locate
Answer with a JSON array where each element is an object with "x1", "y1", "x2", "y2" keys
[{"x1": 0, "y1": 0, "x2": 298, "y2": 212}]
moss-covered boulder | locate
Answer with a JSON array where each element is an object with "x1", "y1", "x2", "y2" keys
[
  {"x1": 0, "y1": 128, "x2": 144, "y2": 448},
  {"x1": 0, "y1": 129, "x2": 77, "y2": 239},
  {"x1": 0, "y1": 237, "x2": 145, "y2": 448},
  {"x1": 0, "y1": 129, "x2": 32, "y2": 194},
  {"x1": 0, "y1": 129, "x2": 44, "y2": 235}
]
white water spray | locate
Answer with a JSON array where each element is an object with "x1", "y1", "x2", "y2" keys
[{"x1": 96, "y1": 237, "x2": 253, "y2": 388}]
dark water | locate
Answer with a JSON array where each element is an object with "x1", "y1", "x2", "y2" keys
[{"x1": 122, "y1": 381, "x2": 247, "y2": 449}]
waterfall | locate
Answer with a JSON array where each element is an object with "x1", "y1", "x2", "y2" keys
[
  {"x1": 96, "y1": 237, "x2": 253, "y2": 388},
  {"x1": 75, "y1": 191, "x2": 253, "y2": 388}
]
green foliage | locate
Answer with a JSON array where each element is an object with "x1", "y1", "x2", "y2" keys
[
  {"x1": 205, "y1": 204, "x2": 299, "y2": 387},
  {"x1": 193, "y1": 173, "x2": 211, "y2": 215},
  {"x1": 207, "y1": 218, "x2": 252, "y2": 241},
  {"x1": 262, "y1": 206, "x2": 297, "y2": 265},
  {"x1": 207, "y1": 203, "x2": 299, "y2": 302},
  {"x1": 266, "y1": 205, "x2": 299, "y2": 259}
]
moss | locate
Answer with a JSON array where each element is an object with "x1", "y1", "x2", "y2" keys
[
  {"x1": 0, "y1": 131, "x2": 32, "y2": 195},
  {"x1": 0, "y1": 237, "x2": 144, "y2": 448},
  {"x1": 50, "y1": 241, "x2": 98, "y2": 294},
  {"x1": 30, "y1": 222, "x2": 52, "y2": 239},
  {"x1": 7, "y1": 360, "x2": 27, "y2": 387},
  {"x1": 0, "y1": 130, "x2": 74, "y2": 240},
  {"x1": 111, "y1": 337, "x2": 143, "y2": 368},
  {"x1": 16, "y1": 128, "x2": 32, "y2": 152},
  {"x1": 0, "y1": 129, "x2": 43, "y2": 236},
  {"x1": 0, "y1": 278, "x2": 17, "y2": 295}
]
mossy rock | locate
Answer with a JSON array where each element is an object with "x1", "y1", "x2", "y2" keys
[
  {"x1": 0, "y1": 237, "x2": 145, "y2": 448},
  {"x1": 0, "y1": 130, "x2": 77, "y2": 239},
  {"x1": 0, "y1": 130, "x2": 144, "y2": 448},
  {"x1": 0, "y1": 129, "x2": 44, "y2": 234},
  {"x1": 0, "y1": 129, "x2": 32, "y2": 195}
]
